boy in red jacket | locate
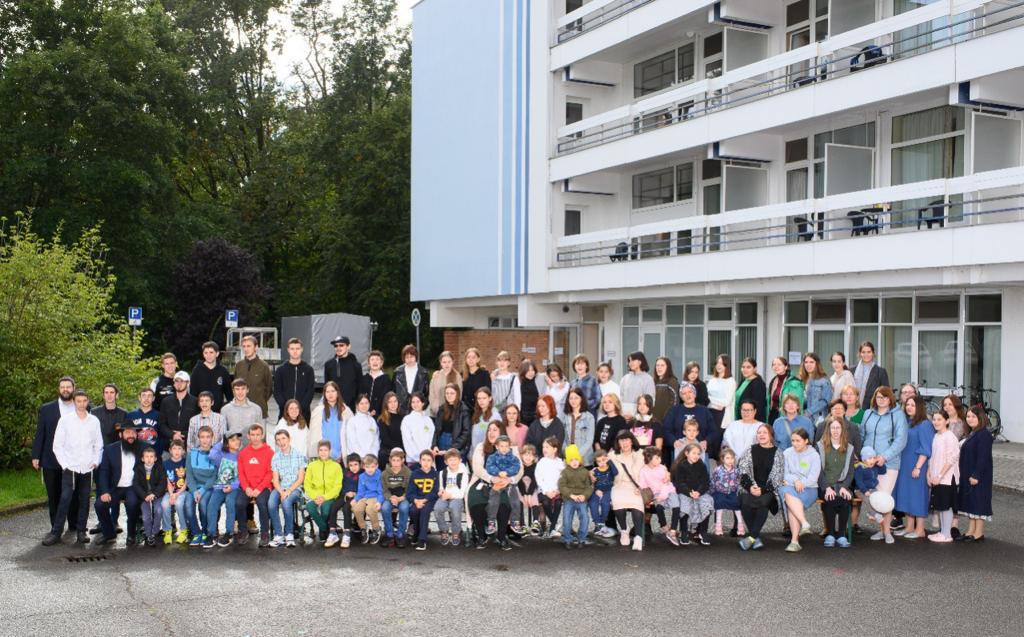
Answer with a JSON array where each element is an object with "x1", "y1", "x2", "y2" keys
[{"x1": 236, "y1": 424, "x2": 275, "y2": 547}]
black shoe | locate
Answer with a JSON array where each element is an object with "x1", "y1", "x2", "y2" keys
[
  {"x1": 383, "y1": 536, "x2": 395, "y2": 548},
  {"x1": 145, "y1": 535, "x2": 156, "y2": 547},
  {"x1": 319, "y1": 529, "x2": 329, "y2": 543},
  {"x1": 216, "y1": 534, "x2": 232, "y2": 548},
  {"x1": 890, "y1": 520, "x2": 905, "y2": 531},
  {"x1": 971, "y1": 535, "x2": 984, "y2": 543},
  {"x1": 88, "y1": 525, "x2": 103, "y2": 535},
  {"x1": 500, "y1": 539, "x2": 513, "y2": 551},
  {"x1": 76, "y1": 532, "x2": 89, "y2": 544},
  {"x1": 728, "y1": 527, "x2": 738, "y2": 537},
  {"x1": 41, "y1": 533, "x2": 61, "y2": 546},
  {"x1": 679, "y1": 533, "x2": 691, "y2": 546},
  {"x1": 697, "y1": 533, "x2": 711, "y2": 547},
  {"x1": 415, "y1": 541, "x2": 427, "y2": 551},
  {"x1": 475, "y1": 536, "x2": 490, "y2": 550},
  {"x1": 396, "y1": 537, "x2": 406, "y2": 549},
  {"x1": 950, "y1": 526, "x2": 962, "y2": 540},
  {"x1": 125, "y1": 535, "x2": 137, "y2": 547},
  {"x1": 96, "y1": 534, "x2": 117, "y2": 545}
]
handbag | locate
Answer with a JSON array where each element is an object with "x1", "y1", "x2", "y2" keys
[{"x1": 619, "y1": 460, "x2": 654, "y2": 506}]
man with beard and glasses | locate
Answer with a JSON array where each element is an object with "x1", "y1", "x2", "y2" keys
[
  {"x1": 92, "y1": 422, "x2": 143, "y2": 545},
  {"x1": 32, "y1": 377, "x2": 80, "y2": 531},
  {"x1": 42, "y1": 390, "x2": 103, "y2": 546}
]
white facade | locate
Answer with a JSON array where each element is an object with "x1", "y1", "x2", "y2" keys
[{"x1": 411, "y1": 0, "x2": 1024, "y2": 441}]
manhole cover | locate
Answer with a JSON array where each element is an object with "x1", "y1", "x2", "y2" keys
[{"x1": 62, "y1": 553, "x2": 115, "y2": 564}]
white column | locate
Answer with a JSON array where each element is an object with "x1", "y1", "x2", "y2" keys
[{"x1": 1000, "y1": 287, "x2": 1023, "y2": 442}]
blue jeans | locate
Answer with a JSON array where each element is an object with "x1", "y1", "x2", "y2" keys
[
  {"x1": 197, "y1": 489, "x2": 215, "y2": 535},
  {"x1": 562, "y1": 499, "x2": 590, "y2": 544},
  {"x1": 588, "y1": 490, "x2": 611, "y2": 525},
  {"x1": 206, "y1": 488, "x2": 237, "y2": 536},
  {"x1": 268, "y1": 489, "x2": 303, "y2": 537},
  {"x1": 381, "y1": 498, "x2": 410, "y2": 538},
  {"x1": 161, "y1": 491, "x2": 199, "y2": 534}
]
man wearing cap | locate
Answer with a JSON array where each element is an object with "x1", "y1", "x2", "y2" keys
[
  {"x1": 325, "y1": 336, "x2": 363, "y2": 411},
  {"x1": 273, "y1": 338, "x2": 316, "y2": 423},
  {"x1": 158, "y1": 371, "x2": 199, "y2": 452},
  {"x1": 234, "y1": 335, "x2": 273, "y2": 419},
  {"x1": 93, "y1": 421, "x2": 143, "y2": 545},
  {"x1": 32, "y1": 376, "x2": 80, "y2": 532},
  {"x1": 190, "y1": 341, "x2": 232, "y2": 412}
]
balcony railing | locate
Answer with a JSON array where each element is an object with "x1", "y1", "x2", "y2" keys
[
  {"x1": 555, "y1": 0, "x2": 657, "y2": 44},
  {"x1": 554, "y1": 167, "x2": 1024, "y2": 267},
  {"x1": 556, "y1": 0, "x2": 1024, "y2": 155}
]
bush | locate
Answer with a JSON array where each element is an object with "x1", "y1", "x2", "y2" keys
[{"x1": 0, "y1": 213, "x2": 158, "y2": 468}]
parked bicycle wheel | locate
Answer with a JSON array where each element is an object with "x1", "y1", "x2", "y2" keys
[{"x1": 985, "y1": 408, "x2": 1002, "y2": 440}]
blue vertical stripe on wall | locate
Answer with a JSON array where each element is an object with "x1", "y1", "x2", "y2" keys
[{"x1": 500, "y1": 0, "x2": 529, "y2": 297}]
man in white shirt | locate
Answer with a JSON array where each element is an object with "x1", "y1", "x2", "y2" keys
[{"x1": 43, "y1": 390, "x2": 103, "y2": 546}]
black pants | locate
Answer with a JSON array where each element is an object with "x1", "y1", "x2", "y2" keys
[
  {"x1": 51, "y1": 470, "x2": 90, "y2": 536},
  {"x1": 470, "y1": 502, "x2": 510, "y2": 541},
  {"x1": 327, "y1": 497, "x2": 353, "y2": 532},
  {"x1": 94, "y1": 486, "x2": 140, "y2": 539},
  {"x1": 235, "y1": 489, "x2": 271, "y2": 532},
  {"x1": 539, "y1": 494, "x2": 561, "y2": 528},
  {"x1": 707, "y1": 410, "x2": 725, "y2": 461},
  {"x1": 740, "y1": 502, "x2": 771, "y2": 539},
  {"x1": 614, "y1": 508, "x2": 643, "y2": 536},
  {"x1": 822, "y1": 497, "x2": 852, "y2": 537},
  {"x1": 43, "y1": 467, "x2": 79, "y2": 530}
]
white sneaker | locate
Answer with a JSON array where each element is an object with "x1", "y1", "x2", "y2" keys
[
  {"x1": 601, "y1": 526, "x2": 617, "y2": 539},
  {"x1": 285, "y1": 534, "x2": 296, "y2": 548},
  {"x1": 892, "y1": 528, "x2": 908, "y2": 537},
  {"x1": 268, "y1": 535, "x2": 284, "y2": 548},
  {"x1": 870, "y1": 531, "x2": 885, "y2": 541},
  {"x1": 340, "y1": 533, "x2": 351, "y2": 549},
  {"x1": 631, "y1": 535, "x2": 643, "y2": 551},
  {"x1": 619, "y1": 531, "x2": 630, "y2": 546},
  {"x1": 799, "y1": 521, "x2": 811, "y2": 536},
  {"x1": 550, "y1": 529, "x2": 562, "y2": 539},
  {"x1": 324, "y1": 532, "x2": 339, "y2": 548},
  {"x1": 884, "y1": 533, "x2": 895, "y2": 545}
]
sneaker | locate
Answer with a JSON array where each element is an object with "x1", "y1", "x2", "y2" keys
[
  {"x1": 530, "y1": 520, "x2": 542, "y2": 536},
  {"x1": 396, "y1": 536, "x2": 406, "y2": 549},
  {"x1": 500, "y1": 539, "x2": 513, "y2": 551},
  {"x1": 751, "y1": 538, "x2": 765, "y2": 550},
  {"x1": 785, "y1": 541, "x2": 802, "y2": 553},
  {"x1": 619, "y1": 531, "x2": 630, "y2": 546},
  {"x1": 440, "y1": 533, "x2": 450, "y2": 546},
  {"x1": 601, "y1": 526, "x2": 618, "y2": 539},
  {"x1": 891, "y1": 518, "x2": 906, "y2": 531},
  {"x1": 870, "y1": 531, "x2": 886, "y2": 541},
  {"x1": 475, "y1": 536, "x2": 490, "y2": 550},
  {"x1": 258, "y1": 532, "x2": 270, "y2": 548},
  {"x1": 163, "y1": 530, "x2": 173, "y2": 545},
  {"x1": 216, "y1": 534, "x2": 232, "y2": 548},
  {"x1": 550, "y1": 529, "x2": 562, "y2": 539},
  {"x1": 665, "y1": 530, "x2": 680, "y2": 547},
  {"x1": 341, "y1": 533, "x2": 351, "y2": 549},
  {"x1": 511, "y1": 522, "x2": 526, "y2": 535},
  {"x1": 41, "y1": 533, "x2": 61, "y2": 546},
  {"x1": 324, "y1": 532, "x2": 339, "y2": 548},
  {"x1": 235, "y1": 531, "x2": 248, "y2": 546},
  {"x1": 76, "y1": 532, "x2": 89, "y2": 544},
  {"x1": 697, "y1": 533, "x2": 711, "y2": 547},
  {"x1": 175, "y1": 530, "x2": 189, "y2": 544},
  {"x1": 738, "y1": 536, "x2": 755, "y2": 551},
  {"x1": 361, "y1": 528, "x2": 370, "y2": 544},
  {"x1": 285, "y1": 534, "x2": 296, "y2": 548},
  {"x1": 202, "y1": 536, "x2": 216, "y2": 549},
  {"x1": 928, "y1": 533, "x2": 952, "y2": 543},
  {"x1": 415, "y1": 541, "x2": 427, "y2": 551},
  {"x1": 679, "y1": 533, "x2": 692, "y2": 546},
  {"x1": 799, "y1": 521, "x2": 812, "y2": 536},
  {"x1": 125, "y1": 535, "x2": 137, "y2": 547},
  {"x1": 884, "y1": 533, "x2": 895, "y2": 545},
  {"x1": 270, "y1": 535, "x2": 285, "y2": 548},
  {"x1": 451, "y1": 533, "x2": 461, "y2": 547},
  {"x1": 823, "y1": 535, "x2": 836, "y2": 548},
  {"x1": 486, "y1": 520, "x2": 497, "y2": 536},
  {"x1": 370, "y1": 530, "x2": 382, "y2": 545},
  {"x1": 631, "y1": 535, "x2": 643, "y2": 551},
  {"x1": 903, "y1": 532, "x2": 921, "y2": 540},
  {"x1": 145, "y1": 535, "x2": 156, "y2": 547},
  {"x1": 892, "y1": 528, "x2": 908, "y2": 537},
  {"x1": 837, "y1": 536, "x2": 851, "y2": 548},
  {"x1": 95, "y1": 534, "x2": 117, "y2": 546}
]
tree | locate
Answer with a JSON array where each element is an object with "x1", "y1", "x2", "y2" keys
[
  {"x1": 165, "y1": 238, "x2": 269, "y2": 357},
  {"x1": 0, "y1": 213, "x2": 158, "y2": 467}
]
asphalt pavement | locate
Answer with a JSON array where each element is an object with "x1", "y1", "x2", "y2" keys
[{"x1": 2, "y1": 491, "x2": 1023, "y2": 637}]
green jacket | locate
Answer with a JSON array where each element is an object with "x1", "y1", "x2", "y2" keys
[
  {"x1": 382, "y1": 464, "x2": 412, "y2": 499},
  {"x1": 558, "y1": 465, "x2": 594, "y2": 500},
  {"x1": 773, "y1": 375, "x2": 804, "y2": 411},
  {"x1": 304, "y1": 459, "x2": 342, "y2": 500}
]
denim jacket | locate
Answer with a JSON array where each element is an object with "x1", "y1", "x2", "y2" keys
[{"x1": 804, "y1": 377, "x2": 834, "y2": 423}]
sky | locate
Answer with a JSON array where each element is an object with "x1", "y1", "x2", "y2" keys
[{"x1": 270, "y1": 0, "x2": 415, "y2": 86}]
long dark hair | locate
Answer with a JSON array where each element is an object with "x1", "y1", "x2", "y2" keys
[
  {"x1": 904, "y1": 395, "x2": 929, "y2": 427},
  {"x1": 627, "y1": 351, "x2": 649, "y2": 373},
  {"x1": 281, "y1": 399, "x2": 307, "y2": 430},
  {"x1": 472, "y1": 387, "x2": 494, "y2": 424},
  {"x1": 653, "y1": 356, "x2": 676, "y2": 383},
  {"x1": 379, "y1": 391, "x2": 399, "y2": 426},
  {"x1": 441, "y1": 383, "x2": 462, "y2": 422}
]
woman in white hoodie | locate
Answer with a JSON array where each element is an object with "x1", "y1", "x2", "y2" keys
[
  {"x1": 342, "y1": 394, "x2": 380, "y2": 461},
  {"x1": 401, "y1": 393, "x2": 435, "y2": 470}
]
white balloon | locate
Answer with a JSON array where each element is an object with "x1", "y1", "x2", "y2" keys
[{"x1": 869, "y1": 490, "x2": 895, "y2": 515}]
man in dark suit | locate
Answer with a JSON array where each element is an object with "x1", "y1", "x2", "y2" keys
[
  {"x1": 93, "y1": 423, "x2": 142, "y2": 544},
  {"x1": 32, "y1": 377, "x2": 78, "y2": 530},
  {"x1": 159, "y1": 371, "x2": 199, "y2": 451},
  {"x1": 852, "y1": 341, "x2": 890, "y2": 410}
]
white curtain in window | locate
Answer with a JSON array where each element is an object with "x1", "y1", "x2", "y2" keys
[
  {"x1": 736, "y1": 326, "x2": 758, "y2": 365},
  {"x1": 883, "y1": 326, "x2": 913, "y2": 389},
  {"x1": 786, "y1": 168, "x2": 809, "y2": 202},
  {"x1": 814, "y1": 330, "x2": 845, "y2": 360},
  {"x1": 918, "y1": 330, "x2": 958, "y2": 389},
  {"x1": 966, "y1": 326, "x2": 1001, "y2": 411},
  {"x1": 685, "y1": 327, "x2": 704, "y2": 369}
]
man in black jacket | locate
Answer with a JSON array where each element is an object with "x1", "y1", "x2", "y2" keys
[
  {"x1": 91, "y1": 383, "x2": 128, "y2": 446},
  {"x1": 190, "y1": 341, "x2": 232, "y2": 412},
  {"x1": 159, "y1": 371, "x2": 199, "y2": 451},
  {"x1": 93, "y1": 423, "x2": 142, "y2": 544},
  {"x1": 324, "y1": 336, "x2": 362, "y2": 411},
  {"x1": 151, "y1": 353, "x2": 178, "y2": 407},
  {"x1": 274, "y1": 338, "x2": 316, "y2": 423},
  {"x1": 32, "y1": 376, "x2": 78, "y2": 530}
]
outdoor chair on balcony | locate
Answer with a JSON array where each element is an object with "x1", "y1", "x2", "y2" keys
[
  {"x1": 847, "y1": 208, "x2": 881, "y2": 236},
  {"x1": 793, "y1": 216, "x2": 815, "y2": 242},
  {"x1": 610, "y1": 241, "x2": 630, "y2": 262},
  {"x1": 917, "y1": 199, "x2": 946, "y2": 230},
  {"x1": 849, "y1": 45, "x2": 887, "y2": 73}
]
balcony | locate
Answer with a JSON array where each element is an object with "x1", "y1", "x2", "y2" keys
[
  {"x1": 554, "y1": 0, "x2": 1024, "y2": 165},
  {"x1": 554, "y1": 166, "x2": 1024, "y2": 269},
  {"x1": 555, "y1": 0, "x2": 658, "y2": 45}
]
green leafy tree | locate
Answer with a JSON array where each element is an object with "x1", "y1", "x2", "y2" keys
[{"x1": 0, "y1": 213, "x2": 159, "y2": 467}]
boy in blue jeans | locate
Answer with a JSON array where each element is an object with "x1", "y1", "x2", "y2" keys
[
  {"x1": 558, "y1": 445, "x2": 593, "y2": 549},
  {"x1": 589, "y1": 449, "x2": 618, "y2": 538},
  {"x1": 407, "y1": 450, "x2": 440, "y2": 551},
  {"x1": 162, "y1": 440, "x2": 198, "y2": 544},
  {"x1": 186, "y1": 426, "x2": 218, "y2": 546},
  {"x1": 204, "y1": 432, "x2": 242, "y2": 548}
]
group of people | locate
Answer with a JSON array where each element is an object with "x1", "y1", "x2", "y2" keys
[{"x1": 31, "y1": 336, "x2": 995, "y2": 553}]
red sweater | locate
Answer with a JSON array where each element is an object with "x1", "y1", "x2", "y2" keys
[{"x1": 238, "y1": 443, "x2": 274, "y2": 491}]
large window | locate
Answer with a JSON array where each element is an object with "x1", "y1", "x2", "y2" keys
[
  {"x1": 634, "y1": 43, "x2": 696, "y2": 98},
  {"x1": 891, "y1": 106, "x2": 965, "y2": 186},
  {"x1": 631, "y1": 162, "x2": 694, "y2": 210},
  {"x1": 786, "y1": 123, "x2": 875, "y2": 201},
  {"x1": 965, "y1": 295, "x2": 1001, "y2": 412}
]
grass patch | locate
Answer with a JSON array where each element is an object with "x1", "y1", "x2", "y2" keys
[{"x1": 0, "y1": 468, "x2": 47, "y2": 511}]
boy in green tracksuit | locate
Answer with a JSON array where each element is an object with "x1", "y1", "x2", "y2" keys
[
  {"x1": 304, "y1": 441, "x2": 343, "y2": 542},
  {"x1": 558, "y1": 445, "x2": 594, "y2": 549}
]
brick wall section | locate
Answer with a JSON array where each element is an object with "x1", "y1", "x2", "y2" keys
[{"x1": 442, "y1": 329, "x2": 550, "y2": 367}]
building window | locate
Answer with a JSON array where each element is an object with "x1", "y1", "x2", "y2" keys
[
  {"x1": 566, "y1": 101, "x2": 583, "y2": 125},
  {"x1": 965, "y1": 294, "x2": 1001, "y2": 412},
  {"x1": 633, "y1": 43, "x2": 696, "y2": 98},
  {"x1": 564, "y1": 209, "x2": 581, "y2": 236},
  {"x1": 632, "y1": 162, "x2": 695, "y2": 210},
  {"x1": 891, "y1": 106, "x2": 965, "y2": 186}
]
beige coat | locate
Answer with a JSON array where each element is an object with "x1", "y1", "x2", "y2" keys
[{"x1": 609, "y1": 449, "x2": 646, "y2": 511}]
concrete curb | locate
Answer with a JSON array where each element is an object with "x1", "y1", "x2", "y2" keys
[{"x1": 0, "y1": 498, "x2": 47, "y2": 518}]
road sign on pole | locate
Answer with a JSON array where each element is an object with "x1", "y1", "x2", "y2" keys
[
  {"x1": 128, "y1": 307, "x2": 143, "y2": 327},
  {"x1": 411, "y1": 308, "x2": 421, "y2": 353},
  {"x1": 225, "y1": 309, "x2": 239, "y2": 328}
]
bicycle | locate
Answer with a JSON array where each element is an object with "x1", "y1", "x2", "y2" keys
[
  {"x1": 918, "y1": 380, "x2": 951, "y2": 416},
  {"x1": 958, "y1": 385, "x2": 1003, "y2": 442}
]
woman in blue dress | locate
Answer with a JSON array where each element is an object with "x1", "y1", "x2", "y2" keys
[
  {"x1": 957, "y1": 406, "x2": 994, "y2": 542},
  {"x1": 892, "y1": 395, "x2": 933, "y2": 539}
]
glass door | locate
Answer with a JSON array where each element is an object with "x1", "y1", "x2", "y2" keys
[
  {"x1": 550, "y1": 325, "x2": 579, "y2": 377},
  {"x1": 914, "y1": 327, "x2": 962, "y2": 398},
  {"x1": 642, "y1": 331, "x2": 663, "y2": 370}
]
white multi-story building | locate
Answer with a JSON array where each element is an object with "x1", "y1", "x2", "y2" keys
[{"x1": 411, "y1": 0, "x2": 1024, "y2": 441}]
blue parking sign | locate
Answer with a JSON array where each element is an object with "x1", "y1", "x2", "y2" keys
[
  {"x1": 225, "y1": 309, "x2": 239, "y2": 328},
  {"x1": 128, "y1": 307, "x2": 142, "y2": 326}
]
